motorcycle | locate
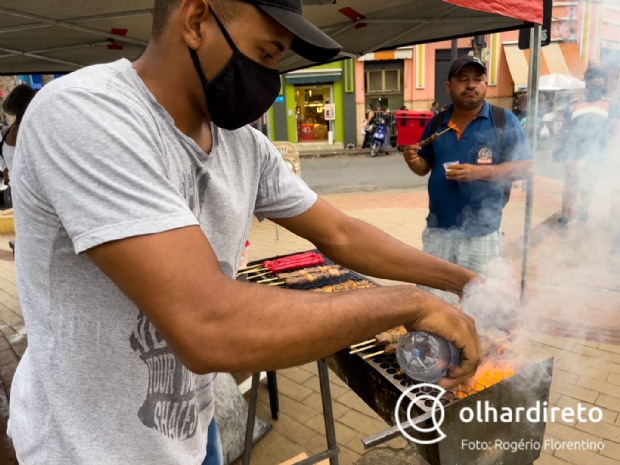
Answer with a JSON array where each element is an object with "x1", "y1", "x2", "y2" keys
[{"x1": 370, "y1": 117, "x2": 387, "y2": 157}]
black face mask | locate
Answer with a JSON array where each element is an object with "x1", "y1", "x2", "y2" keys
[
  {"x1": 189, "y1": 8, "x2": 281, "y2": 130},
  {"x1": 586, "y1": 86, "x2": 604, "y2": 102}
]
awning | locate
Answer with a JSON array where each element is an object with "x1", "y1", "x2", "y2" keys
[
  {"x1": 284, "y1": 68, "x2": 342, "y2": 85},
  {"x1": 0, "y1": 0, "x2": 539, "y2": 75},
  {"x1": 503, "y1": 41, "x2": 586, "y2": 91},
  {"x1": 359, "y1": 48, "x2": 413, "y2": 61}
]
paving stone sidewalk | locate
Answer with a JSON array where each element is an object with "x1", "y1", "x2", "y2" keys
[{"x1": 1, "y1": 175, "x2": 619, "y2": 464}]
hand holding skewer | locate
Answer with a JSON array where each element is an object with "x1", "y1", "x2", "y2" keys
[{"x1": 403, "y1": 128, "x2": 451, "y2": 168}]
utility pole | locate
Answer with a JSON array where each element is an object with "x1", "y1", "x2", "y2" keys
[
  {"x1": 451, "y1": 39, "x2": 458, "y2": 62},
  {"x1": 471, "y1": 35, "x2": 486, "y2": 59}
]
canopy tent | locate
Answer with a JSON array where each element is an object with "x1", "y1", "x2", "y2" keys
[
  {"x1": 0, "y1": 0, "x2": 541, "y2": 75},
  {"x1": 0, "y1": 0, "x2": 545, "y2": 303}
]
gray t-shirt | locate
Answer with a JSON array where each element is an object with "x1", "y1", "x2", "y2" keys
[{"x1": 8, "y1": 59, "x2": 317, "y2": 464}]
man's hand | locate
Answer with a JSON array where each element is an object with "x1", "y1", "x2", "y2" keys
[
  {"x1": 403, "y1": 144, "x2": 421, "y2": 164},
  {"x1": 406, "y1": 290, "x2": 483, "y2": 388},
  {"x1": 446, "y1": 163, "x2": 486, "y2": 182},
  {"x1": 403, "y1": 145, "x2": 430, "y2": 176}
]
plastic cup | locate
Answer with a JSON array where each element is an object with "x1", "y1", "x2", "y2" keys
[{"x1": 443, "y1": 161, "x2": 459, "y2": 175}]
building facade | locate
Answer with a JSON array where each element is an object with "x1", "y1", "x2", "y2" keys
[{"x1": 268, "y1": 0, "x2": 620, "y2": 148}]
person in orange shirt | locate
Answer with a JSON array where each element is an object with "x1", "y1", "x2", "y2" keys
[{"x1": 556, "y1": 67, "x2": 620, "y2": 227}]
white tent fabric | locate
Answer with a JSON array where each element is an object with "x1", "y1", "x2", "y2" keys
[
  {"x1": 0, "y1": 0, "x2": 526, "y2": 74},
  {"x1": 538, "y1": 73, "x2": 585, "y2": 91}
]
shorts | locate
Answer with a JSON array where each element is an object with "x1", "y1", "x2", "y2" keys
[{"x1": 421, "y1": 228, "x2": 502, "y2": 303}]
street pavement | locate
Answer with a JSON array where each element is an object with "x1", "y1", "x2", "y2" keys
[
  {"x1": 300, "y1": 144, "x2": 563, "y2": 196},
  {"x1": 0, "y1": 173, "x2": 619, "y2": 464}
]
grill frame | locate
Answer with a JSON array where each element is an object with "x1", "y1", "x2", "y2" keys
[
  {"x1": 244, "y1": 251, "x2": 554, "y2": 464},
  {"x1": 326, "y1": 348, "x2": 553, "y2": 465}
]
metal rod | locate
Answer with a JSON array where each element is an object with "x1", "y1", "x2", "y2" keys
[
  {"x1": 361, "y1": 410, "x2": 435, "y2": 450},
  {"x1": 0, "y1": 9, "x2": 153, "y2": 34},
  {"x1": 451, "y1": 38, "x2": 458, "y2": 62},
  {"x1": 0, "y1": 46, "x2": 81, "y2": 67},
  {"x1": 317, "y1": 359, "x2": 340, "y2": 465},
  {"x1": 242, "y1": 372, "x2": 261, "y2": 465},
  {"x1": 520, "y1": 23, "x2": 542, "y2": 306},
  {"x1": 0, "y1": 41, "x2": 112, "y2": 59},
  {"x1": 266, "y1": 371, "x2": 279, "y2": 420},
  {"x1": 360, "y1": 6, "x2": 460, "y2": 55},
  {"x1": 0, "y1": 6, "x2": 149, "y2": 46}
]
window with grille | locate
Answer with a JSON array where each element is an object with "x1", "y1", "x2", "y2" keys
[{"x1": 365, "y1": 69, "x2": 401, "y2": 93}]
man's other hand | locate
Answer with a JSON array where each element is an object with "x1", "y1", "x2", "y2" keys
[
  {"x1": 446, "y1": 163, "x2": 485, "y2": 182},
  {"x1": 405, "y1": 290, "x2": 483, "y2": 389}
]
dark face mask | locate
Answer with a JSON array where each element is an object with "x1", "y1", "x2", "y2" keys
[
  {"x1": 189, "y1": 8, "x2": 281, "y2": 131},
  {"x1": 586, "y1": 86, "x2": 604, "y2": 102}
]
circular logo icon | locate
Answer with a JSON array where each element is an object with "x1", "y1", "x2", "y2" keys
[
  {"x1": 478, "y1": 148, "x2": 493, "y2": 160},
  {"x1": 394, "y1": 383, "x2": 447, "y2": 445}
]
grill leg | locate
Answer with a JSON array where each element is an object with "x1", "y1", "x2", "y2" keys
[
  {"x1": 242, "y1": 372, "x2": 261, "y2": 465},
  {"x1": 267, "y1": 371, "x2": 279, "y2": 420},
  {"x1": 317, "y1": 359, "x2": 339, "y2": 465}
]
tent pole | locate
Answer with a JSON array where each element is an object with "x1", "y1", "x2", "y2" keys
[{"x1": 519, "y1": 24, "x2": 542, "y2": 306}]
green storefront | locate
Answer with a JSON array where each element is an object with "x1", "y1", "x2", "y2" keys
[{"x1": 269, "y1": 60, "x2": 357, "y2": 147}]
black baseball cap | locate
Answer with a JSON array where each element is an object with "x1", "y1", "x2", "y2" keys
[
  {"x1": 242, "y1": 0, "x2": 342, "y2": 62},
  {"x1": 448, "y1": 55, "x2": 487, "y2": 80}
]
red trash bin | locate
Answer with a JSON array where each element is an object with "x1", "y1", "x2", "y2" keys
[{"x1": 395, "y1": 110, "x2": 434, "y2": 149}]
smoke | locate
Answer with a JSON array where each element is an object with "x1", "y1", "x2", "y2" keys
[{"x1": 460, "y1": 259, "x2": 522, "y2": 342}]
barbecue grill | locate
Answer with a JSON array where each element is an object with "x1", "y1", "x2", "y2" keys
[{"x1": 241, "y1": 251, "x2": 554, "y2": 465}]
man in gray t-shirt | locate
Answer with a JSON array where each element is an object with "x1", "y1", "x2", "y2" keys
[{"x1": 8, "y1": 1, "x2": 504, "y2": 464}]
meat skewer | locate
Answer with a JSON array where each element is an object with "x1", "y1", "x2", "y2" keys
[
  {"x1": 255, "y1": 265, "x2": 343, "y2": 283},
  {"x1": 311, "y1": 279, "x2": 375, "y2": 292},
  {"x1": 349, "y1": 325, "x2": 408, "y2": 354},
  {"x1": 283, "y1": 269, "x2": 349, "y2": 285},
  {"x1": 417, "y1": 127, "x2": 451, "y2": 147},
  {"x1": 277, "y1": 265, "x2": 341, "y2": 279},
  {"x1": 238, "y1": 252, "x2": 325, "y2": 275},
  {"x1": 362, "y1": 342, "x2": 398, "y2": 359}
]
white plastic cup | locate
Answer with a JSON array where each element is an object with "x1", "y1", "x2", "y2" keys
[{"x1": 443, "y1": 161, "x2": 459, "y2": 175}]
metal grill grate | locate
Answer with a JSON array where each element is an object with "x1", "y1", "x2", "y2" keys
[{"x1": 243, "y1": 251, "x2": 378, "y2": 291}]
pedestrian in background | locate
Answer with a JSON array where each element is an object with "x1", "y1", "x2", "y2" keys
[
  {"x1": 361, "y1": 104, "x2": 375, "y2": 149},
  {"x1": 402, "y1": 56, "x2": 533, "y2": 302},
  {"x1": 430, "y1": 100, "x2": 439, "y2": 115},
  {"x1": 1, "y1": 84, "x2": 36, "y2": 185},
  {"x1": 554, "y1": 67, "x2": 619, "y2": 228}
]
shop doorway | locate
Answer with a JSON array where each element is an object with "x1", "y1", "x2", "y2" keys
[{"x1": 294, "y1": 84, "x2": 333, "y2": 143}]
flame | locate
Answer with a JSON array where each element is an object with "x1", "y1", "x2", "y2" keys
[{"x1": 454, "y1": 348, "x2": 515, "y2": 395}]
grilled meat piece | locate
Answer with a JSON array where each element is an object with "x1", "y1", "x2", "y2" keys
[
  {"x1": 283, "y1": 268, "x2": 349, "y2": 285},
  {"x1": 311, "y1": 279, "x2": 376, "y2": 292},
  {"x1": 278, "y1": 265, "x2": 341, "y2": 280},
  {"x1": 375, "y1": 325, "x2": 407, "y2": 346}
]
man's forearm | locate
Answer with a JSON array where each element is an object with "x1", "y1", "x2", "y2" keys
[
  {"x1": 182, "y1": 280, "x2": 432, "y2": 374},
  {"x1": 314, "y1": 216, "x2": 476, "y2": 294},
  {"x1": 478, "y1": 160, "x2": 533, "y2": 183},
  {"x1": 406, "y1": 160, "x2": 429, "y2": 176}
]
